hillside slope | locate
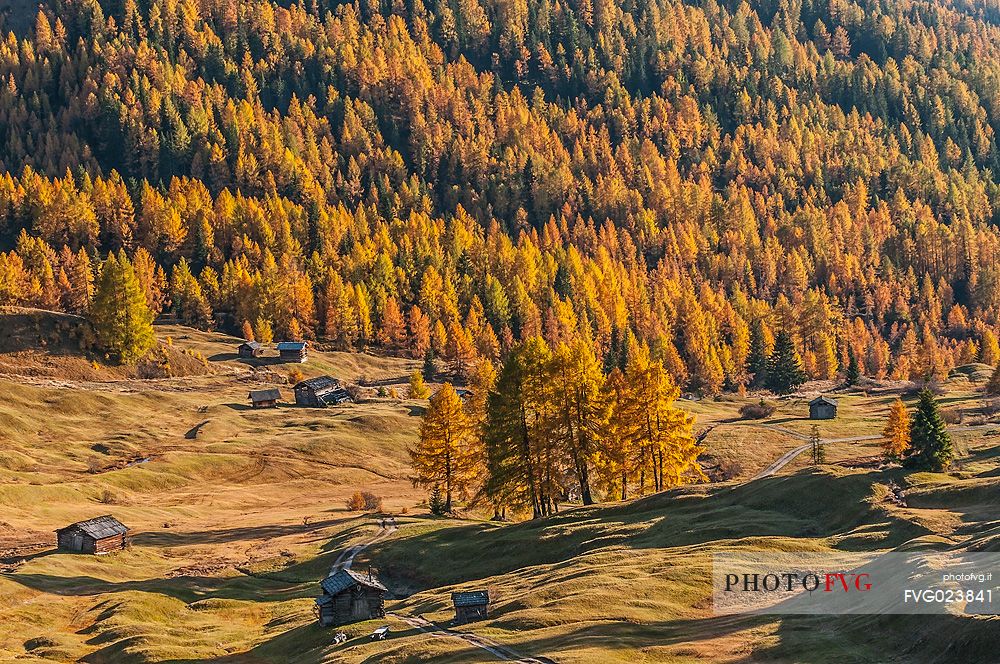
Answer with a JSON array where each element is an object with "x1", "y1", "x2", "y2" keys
[
  {"x1": 1, "y1": 319, "x2": 998, "y2": 662},
  {"x1": 355, "y1": 464, "x2": 1000, "y2": 663}
]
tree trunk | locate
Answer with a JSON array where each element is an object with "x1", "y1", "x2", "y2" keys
[
  {"x1": 445, "y1": 448, "x2": 452, "y2": 512},
  {"x1": 580, "y1": 461, "x2": 593, "y2": 505},
  {"x1": 519, "y1": 404, "x2": 540, "y2": 518}
]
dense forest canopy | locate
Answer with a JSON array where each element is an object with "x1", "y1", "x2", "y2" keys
[{"x1": 1, "y1": 0, "x2": 1000, "y2": 388}]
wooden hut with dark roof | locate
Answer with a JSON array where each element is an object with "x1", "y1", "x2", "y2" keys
[
  {"x1": 249, "y1": 388, "x2": 281, "y2": 408},
  {"x1": 809, "y1": 395, "x2": 838, "y2": 420},
  {"x1": 237, "y1": 341, "x2": 264, "y2": 358},
  {"x1": 452, "y1": 589, "x2": 490, "y2": 624},
  {"x1": 56, "y1": 515, "x2": 129, "y2": 554},
  {"x1": 276, "y1": 341, "x2": 308, "y2": 363},
  {"x1": 315, "y1": 569, "x2": 387, "y2": 626},
  {"x1": 294, "y1": 376, "x2": 353, "y2": 407}
]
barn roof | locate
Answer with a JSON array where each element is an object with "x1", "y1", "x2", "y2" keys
[
  {"x1": 320, "y1": 569, "x2": 387, "y2": 596},
  {"x1": 239, "y1": 341, "x2": 263, "y2": 350},
  {"x1": 810, "y1": 396, "x2": 838, "y2": 406},
  {"x1": 452, "y1": 590, "x2": 489, "y2": 607},
  {"x1": 249, "y1": 388, "x2": 281, "y2": 402},
  {"x1": 295, "y1": 376, "x2": 339, "y2": 392},
  {"x1": 57, "y1": 515, "x2": 129, "y2": 539},
  {"x1": 276, "y1": 341, "x2": 307, "y2": 351}
]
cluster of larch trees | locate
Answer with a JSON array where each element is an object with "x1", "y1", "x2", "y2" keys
[{"x1": 410, "y1": 336, "x2": 705, "y2": 518}]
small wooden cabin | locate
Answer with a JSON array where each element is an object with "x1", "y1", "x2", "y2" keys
[
  {"x1": 809, "y1": 396, "x2": 838, "y2": 420},
  {"x1": 56, "y1": 515, "x2": 129, "y2": 555},
  {"x1": 315, "y1": 569, "x2": 387, "y2": 626},
  {"x1": 276, "y1": 341, "x2": 308, "y2": 363},
  {"x1": 237, "y1": 341, "x2": 264, "y2": 358},
  {"x1": 452, "y1": 590, "x2": 490, "y2": 624},
  {"x1": 249, "y1": 388, "x2": 281, "y2": 408},
  {"x1": 294, "y1": 376, "x2": 353, "y2": 407}
]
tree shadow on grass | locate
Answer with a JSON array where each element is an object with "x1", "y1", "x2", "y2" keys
[
  {"x1": 132, "y1": 517, "x2": 357, "y2": 548},
  {"x1": 6, "y1": 569, "x2": 315, "y2": 605},
  {"x1": 6, "y1": 518, "x2": 384, "y2": 607},
  {"x1": 369, "y1": 469, "x2": 933, "y2": 594}
]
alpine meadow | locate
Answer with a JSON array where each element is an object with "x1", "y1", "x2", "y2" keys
[{"x1": 1, "y1": 0, "x2": 999, "y2": 661}]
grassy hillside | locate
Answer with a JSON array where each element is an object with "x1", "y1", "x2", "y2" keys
[
  {"x1": 357, "y1": 464, "x2": 999, "y2": 663},
  {"x1": 0, "y1": 315, "x2": 430, "y2": 662},
  {"x1": 1, "y1": 314, "x2": 999, "y2": 662}
]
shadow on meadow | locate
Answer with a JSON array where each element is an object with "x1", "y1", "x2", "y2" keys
[
  {"x1": 4, "y1": 519, "x2": 377, "y2": 606},
  {"x1": 369, "y1": 468, "x2": 933, "y2": 593},
  {"x1": 131, "y1": 517, "x2": 355, "y2": 549}
]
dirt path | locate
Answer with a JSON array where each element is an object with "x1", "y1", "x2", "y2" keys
[
  {"x1": 390, "y1": 613, "x2": 556, "y2": 664},
  {"x1": 330, "y1": 521, "x2": 397, "y2": 573},
  {"x1": 753, "y1": 434, "x2": 882, "y2": 479},
  {"x1": 750, "y1": 423, "x2": 995, "y2": 480}
]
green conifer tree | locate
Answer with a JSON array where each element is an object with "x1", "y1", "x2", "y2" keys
[
  {"x1": 906, "y1": 388, "x2": 954, "y2": 471},
  {"x1": 766, "y1": 330, "x2": 806, "y2": 394},
  {"x1": 845, "y1": 349, "x2": 860, "y2": 386},
  {"x1": 422, "y1": 348, "x2": 437, "y2": 381},
  {"x1": 90, "y1": 251, "x2": 156, "y2": 364},
  {"x1": 428, "y1": 484, "x2": 446, "y2": 515}
]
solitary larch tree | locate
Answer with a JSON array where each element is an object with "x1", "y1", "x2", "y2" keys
[
  {"x1": 881, "y1": 398, "x2": 911, "y2": 461},
  {"x1": 410, "y1": 383, "x2": 477, "y2": 512},
  {"x1": 90, "y1": 251, "x2": 156, "y2": 364}
]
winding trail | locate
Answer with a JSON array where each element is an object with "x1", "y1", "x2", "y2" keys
[
  {"x1": 329, "y1": 520, "x2": 552, "y2": 663},
  {"x1": 329, "y1": 520, "x2": 396, "y2": 573},
  {"x1": 749, "y1": 422, "x2": 994, "y2": 480},
  {"x1": 390, "y1": 613, "x2": 556, "y2": 664}
]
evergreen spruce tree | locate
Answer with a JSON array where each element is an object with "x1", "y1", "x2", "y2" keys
[
  {"x1": 845, "y1": 349, "x2": 860, "y2": 386},
  {"x1": 747, "y1": 319, "x2": 769, "y2": 388},
  {"x1": 428, "y1": 485, "x2": 445, "y2": 515},
  {"x1": 90, "y1": 251, "x2": 156, "y2": 364},
  {"x1": 766, "y1": 330, "x2": 806, "y2": 394},
  {"x1": 422, "y1": 348, "x2": 436, "y2": 381},
  {"x1": 906, "y1": 388, "x2": 954, "y2": 471}
]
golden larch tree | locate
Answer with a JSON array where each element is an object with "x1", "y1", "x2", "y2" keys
[
  {"x1": 410, "y1": 383, "x2": 477, "y2": 512},
  {"x1": 882, "y1": 398, "x2": 911, "y2": 461}
]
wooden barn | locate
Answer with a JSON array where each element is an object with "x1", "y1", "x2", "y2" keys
[
  {"x1": 56, "y1": 515, "x2": 129, "y2": 555},
  {"x1": 294, "y1": 376, "x2": 352, "y2": 407},
  {"x1": 276, "y1": 341, "x2": 308, "y2": 363},
  {"x1": 809, "y1": 396, "x2": 838, "y2": 420},
  {"x1": 249, "y1": 388, "x2": 281, "y2": 408},
  {"x1": 452, "y1": 590, "x2": 490, "y2": 624},
  {"x1": 315, "y1": 569, "x2": 387, "y2": 626},
  {"x1": 237, "y1": 341, "x2": 264, "y2": 358}
]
